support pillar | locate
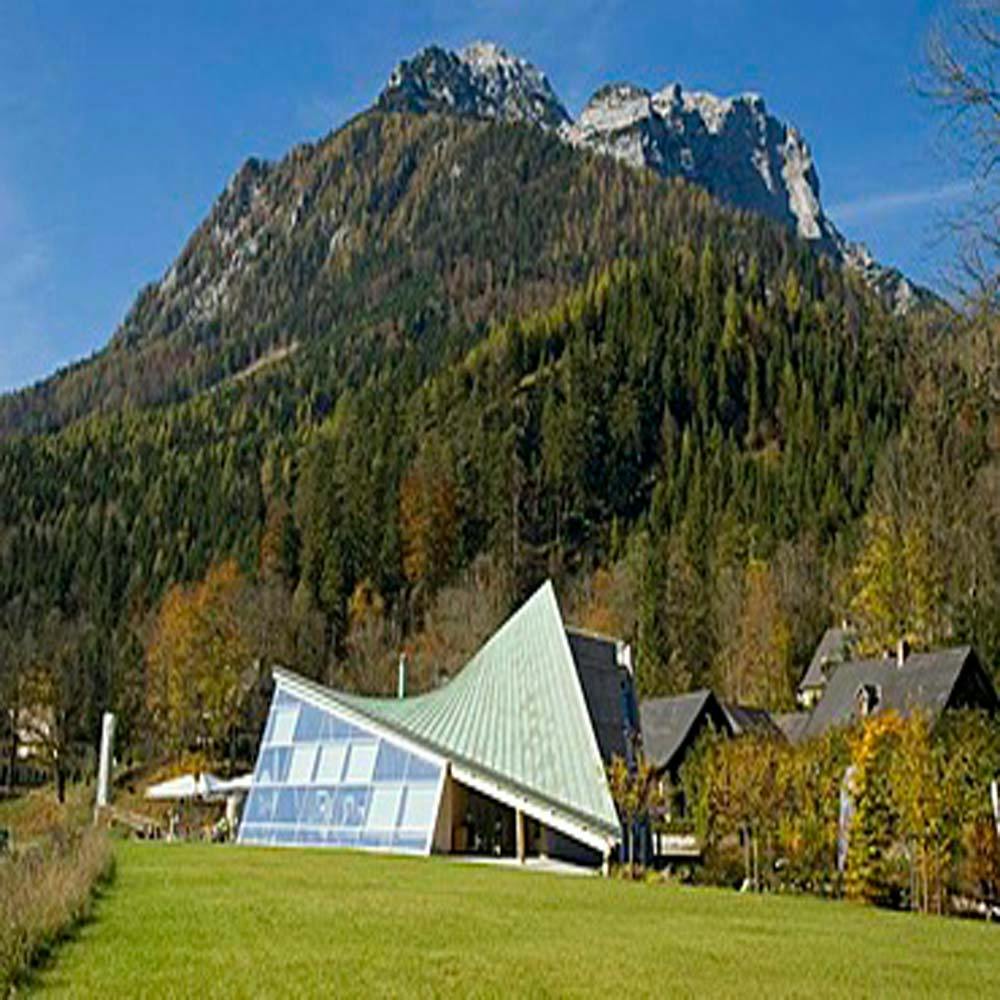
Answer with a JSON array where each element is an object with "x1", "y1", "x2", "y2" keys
[
  {"x1": 94, "y1": 711, "x2": 115, "y2": 824},
  {"x1": 515, "y1": 808, "x2": 526, "y2": 863}
]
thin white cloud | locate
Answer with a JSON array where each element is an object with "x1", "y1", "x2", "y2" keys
[{"x1": 829, "y1": 180, "x2": 974, "y2": 223}]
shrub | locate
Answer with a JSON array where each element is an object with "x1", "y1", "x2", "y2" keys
[
  {"x1": 681, "y1": 710, "x2": 1000, "y2": 914},
  {"x1": 0, "y1": 824, "x2": 114, "y2": 995},
  {"x1": 846, "y1": 714, "x2": 905, "y2": 906}
]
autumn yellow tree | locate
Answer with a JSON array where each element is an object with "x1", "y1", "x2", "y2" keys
[
  {"x1": 891, "y1": 711, "x2": 948, "y2": 913},
  {"x1": 850, "y1": 509, "x2": 946, "y2": 654},
  {"x1": 716, "y1": 559, "x2": 793, "y2": 709},
  {"x1": 399, "y1": 440, "x2": 458, "y2": 593},
  {"x1": 607, "y1": 753, "x2": 664, "y2": 876},
  {"x1": 845, "y1": 712, "x2": 905, "y2": 905},
  {"x1": 146, "y1": 560, "x2": 251, "y2": 761},
  {"x1": 776, "y1": 726, "x2": 852, "y2": 894}
]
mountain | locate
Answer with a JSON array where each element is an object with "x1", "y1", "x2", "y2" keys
[
  {"x1": 4, "y1": 40, "x2": 997, "y2": 764},
  {"x1": 0, "y1": 102, "x2": 793, "y2": 438},
  {"x1": 377, "y1": 41, "x2": 570, "y2": 130},
  {"x1": 0, "y1": 40, "x2": 933, "y2": 440},
  {"x1": 382, "y1": 43, "x2": 933, "y2": 315},
  {"x1": 563, "y1": 82, "x2": 837, "y2": 250}
]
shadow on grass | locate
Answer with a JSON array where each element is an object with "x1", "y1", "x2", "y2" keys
[{"x1": 14, "y1": 870, "x2": 118, "y2": 995}]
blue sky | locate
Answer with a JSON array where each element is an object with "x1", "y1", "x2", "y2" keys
[{"x1": 0, "y1": 0, "x2": 964, "y2": 393}]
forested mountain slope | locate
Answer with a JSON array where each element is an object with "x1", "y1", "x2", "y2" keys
[
  {"x1": 2, "y1": 99, "x2": 996, "y2": 769},
  {"x1": 2, "y1": 43, "x2": 935, "y2": 441},
  {"x1": 1, "y1": 111, "x2": 754, "y2": 438}
]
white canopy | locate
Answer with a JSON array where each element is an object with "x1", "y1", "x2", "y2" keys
[
  {"x1": 145, "y1": 771, "x2": 223, "y2": 801},
  {"x1": 212, "y1": 773, "x2": 253, "y2": 796}
]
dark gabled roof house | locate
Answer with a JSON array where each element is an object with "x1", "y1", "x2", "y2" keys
[
  {"x1": 772, "y1": 711, "x2": 810, "y2": 745},
  {"x1": 800, "y1": 644, "x2": 998, "y2": 742},
  {"x1": 640, "y1": 691, "x2": 792, "y2": 778},
  {"x1": 798, "y1": 625, "x2": 857, "y2": 706},
  {"x1": 565, "y1": 627, "x2": 638, "y2": 769},
  {"x1": 721, "y1": 702, "x2": 783, "y2": 738},
  {"x1": 639, "y1": 690, "x2": 733, "y2": 776}
]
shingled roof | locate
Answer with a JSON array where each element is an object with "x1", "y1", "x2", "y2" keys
[
  {"x1": 772, "y1": 711, "x2": 810, "y2": 744},
  {"x1": 799, "y1": 625, "x2": 857, "y2": 693},
  {"x1": 565, "y1": 628, "x2": 636, "y2": 767},
  {"x1": 639, "y1": 690, "x2": 733, "y2": 774},
  {"x1": 800, "y1": 645, "x2": 997, "y2": 741},
  {"x1": 721, "y1": 702, "x2": 783, "y2": 738}
]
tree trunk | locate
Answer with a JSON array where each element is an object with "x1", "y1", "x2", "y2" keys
[
  {"x1": 5, "y1": 706, "x2": 17, "y2": 795},
  {"x1": 752, "y1": 830, "x2": 760, "y2": 891},
  {"x1": 921, "y1": 844, "x2": 929, "y2": 914},
  {"x1": 56, "y1": 759, "x2": 66, "y2": 803},
  {"x1": 743, "y1": 826, "x2": 751, "y2": 887}
]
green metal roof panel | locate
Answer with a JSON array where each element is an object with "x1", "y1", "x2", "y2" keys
[{"x1": 275, "y1": 581, "x2": 619, "y2": 837}]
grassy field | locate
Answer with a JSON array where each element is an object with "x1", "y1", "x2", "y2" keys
[{"x1": 31, "y1": 842, "x2": 1000, "y2": 998}]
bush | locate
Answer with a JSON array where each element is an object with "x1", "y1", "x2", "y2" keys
[
  {"x1": 681, "y1": 711, "x2": 1000, "y2": 914},
  {"x1": 0, "y1": 824, "x2": 114, "y2": 995}
]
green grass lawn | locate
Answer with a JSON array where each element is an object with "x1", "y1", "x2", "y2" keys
[{"x1": 32, "y1": 841, "x2": 1000, "y2": 998}]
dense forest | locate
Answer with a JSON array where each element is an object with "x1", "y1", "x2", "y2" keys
[{"x1": 2, "y1": 106, "x2": 999, "y2": 783}]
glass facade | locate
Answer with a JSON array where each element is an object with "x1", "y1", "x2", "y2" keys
[{"x1": 239, "y1": 687, "x2": 444, "y2": 854}]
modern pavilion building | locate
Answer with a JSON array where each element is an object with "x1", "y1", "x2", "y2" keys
[{"x1": 238, "y1": 581, "x2": 637, "y2": 867}]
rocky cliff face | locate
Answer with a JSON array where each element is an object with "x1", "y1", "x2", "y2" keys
[
  {"x1": 378, "y1": 41, "x2": 570, "y2": 131},
  {"x1": 379, "y1": 44, "x2": 932, "y2": 313},
  {"x1": 562, "y1": 82, "x2": 837, "y2": 250}
]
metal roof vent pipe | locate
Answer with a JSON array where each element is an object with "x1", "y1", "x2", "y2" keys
[
  {"x1": 897, "y1": 638, "x2": 910, "y2": 668},
  {"x1": 397, "y1": 652, "x2": 408, "y2": 699}
]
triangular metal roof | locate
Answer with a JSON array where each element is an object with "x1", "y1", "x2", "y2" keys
[{"x1": 274, "y1": 581, "x2": 620, "y2": 839}]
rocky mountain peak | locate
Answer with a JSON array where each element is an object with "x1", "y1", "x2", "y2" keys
[
  {"x1": 378, "y1": 42, "x2": 570, "y2": 130},
  {"x1": 566, "y1": 79, "x2": 834, "y2": 248},
  {"x1": 374, "y1": 42, "x2": 933, "y2": 314}
]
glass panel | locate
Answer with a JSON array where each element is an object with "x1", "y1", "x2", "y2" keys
[
  {"x1": 294, "y1": 702, "x2": 325, "y2": 742},
  {"x1": 270, "y1": 705, "x2": 299, "y2": 744},
  {"x1": 367, "y1": 786, "x2": 403, "y2": 830},
  {"x1": 332, "y1": 787, "x2": 369, "y2": 828},
  {"x1": 287, "y1": 745, "x2": 318, "y2": 785},
  {"x1": 391, "y1": 833, "x2": 429, "y2": 852},
  {"x1": 245, "y1": 788, "x2": 278, "y2": 823},
  {"x1": 274, "y1": 788, "x2": 307, "y2": 824},
  {"x1": 328, "y1": 829, "x2": 359, "y2": 848},
  {"x1": 256, "y1": 747, "x2": 290, "y2": 785},
  {"x1": 374, "y1": 742, "x2": 409, "y2": 782},
  {"x1": 315, "y1": 744, "x2": 347, "y2": 784},
  {"x1": 246, "y1": 687, "x2": 441, "y2": 854},
  {"x1": 358, "y1": 831, "x2": 393, "y2": 849},
  {"x1": 328, "y1": 714, "x2": 357, "y2": 740},
  {"x1": 300, "y1": 788, "x2": 336, "y2": 827},
  {"x1": 400, "y1": 786, "x2": 438, "y2": 829},
  {"x1": 406, "y1": 755, "x2": 440, "y2": 782},
  {"x1": 343, "y1": 742, "x2": 377, "y2": 784}
]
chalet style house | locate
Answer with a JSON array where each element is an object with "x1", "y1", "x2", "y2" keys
[{"x1": 637, "y1": 637, "x2": 998, "y2": 785}]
